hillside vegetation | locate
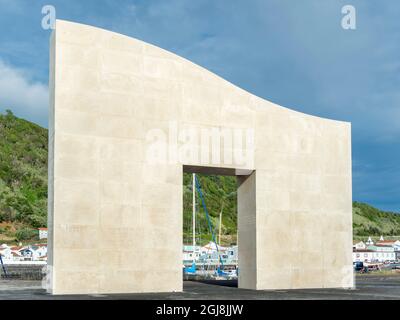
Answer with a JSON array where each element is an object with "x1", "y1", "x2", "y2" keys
[
  {"x1": 353, "y1": 201, "x2": 400, "y2": 237},
  {"x1": 183, "y1": 173, "x2": 238, "y2": 245},
  {"x1": 0, "y1": 110, "x2": 399, "y2": 245},
  {"x1": 0, "y1": 110, "x2": 47, "y2": 242}
]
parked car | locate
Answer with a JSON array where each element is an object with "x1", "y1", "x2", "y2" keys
[{"x1": 354, "y1": 261, "x2": 364, "y2": 272}]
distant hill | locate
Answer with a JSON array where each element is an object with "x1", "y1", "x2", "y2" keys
[
  {"x1": 0, "y1": 110, "x2": 398, "y2": 244},
  {"x1": 0, "y1": 110, "x2": 47, "y2": 242},
  {"x1": 353, "y1": 201, "x2": 400, "y2": 238},
  {"x1": 183, "y1": 173, "x2": 238, "y2": 245}
]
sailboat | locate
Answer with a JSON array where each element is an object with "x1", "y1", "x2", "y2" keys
[
  {"x1": 183, "y1": 173, "x2": 197, "y2": 275},
  {"x1": 184, "y1": 174, "x2": 238, "y2": 279}
]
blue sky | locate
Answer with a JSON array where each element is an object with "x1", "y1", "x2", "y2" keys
[{"x1": 0, "y1": 0, "x2": 399, "y2": 212}]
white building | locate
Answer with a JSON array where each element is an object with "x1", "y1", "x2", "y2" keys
[
  {"x1": 376, "y1": 240, "x2": 400, "y2": 260},
  {"x1": 0, "y1": 244, "x2": 48, "y2": 262},
  {"x1": 353, "y1": 245, "x2": 396, "y2": 263},
  {"x1": 0, "y1": 244, "x2": 12, "y2": 260},
  {"x1": 353, "y1": 241, "x2": 366, "y2": 250},
  {"x1": 376, "y1": 240, "x2": 400, "y2": 248},
  {"x1": 38, "y1": 228, "x2": 48, "y2": 240},
  {"x1": 366, "y1": 237, "x2": 374, "y2": 246},
  {"x1": 30, "y1": 244, "x2": 48, "y2": 260},
  {"x1": 196, "y1": 242, "x2": 238, "y2": 265},
  {"x1": 353, "y1": 250, "x2": 375, "y2": 262},
  {"x1": 183, "y1": 245, "x2": 201, "y2": 264}
]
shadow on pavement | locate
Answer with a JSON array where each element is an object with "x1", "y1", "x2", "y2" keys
[{"x1": 195, "y1": 279, "x2": 238, "y2": 288}]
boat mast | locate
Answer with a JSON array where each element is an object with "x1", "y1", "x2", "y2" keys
[
  {"x1": 236, "y1": 224, "x2": 238, "y2": 246},
  {"x1": 192, "y1": 173, "x2": 196, "y2": 262},
  {"x1": 218, "y1": 202, "x2": 224, "y2": 246}
]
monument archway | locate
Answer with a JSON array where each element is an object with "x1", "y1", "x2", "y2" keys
[{"x1": 47, "y1": 20, "x2": 353, "y2": 294}]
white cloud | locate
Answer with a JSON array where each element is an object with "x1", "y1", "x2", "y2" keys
[{"x1": 0, "y1": 59, "x2": 48, "y2": 127}]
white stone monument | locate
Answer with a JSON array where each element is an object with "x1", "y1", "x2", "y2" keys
[{"x1": 47, "y1": 20, "x2": 353, "y2": 294}]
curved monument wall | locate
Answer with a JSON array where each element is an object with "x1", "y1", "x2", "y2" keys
[{"x1": 48, "y1": 20, "x2": 353, "y2": 294}]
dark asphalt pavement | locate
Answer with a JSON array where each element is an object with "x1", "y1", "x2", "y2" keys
[{"x1": 0, "y1": 275, "x2": 400, "y2": 300}]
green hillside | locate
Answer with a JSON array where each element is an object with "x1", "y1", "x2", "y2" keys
[
  {"x1": 353, "y1": 201, "x2": 400, "y2": 238},
  {"x1": 0, "y1": 109, "x2": 399, "y2": 245},
  {"x1": 0, "y1": 110, "x2": 47, "y2": 242},
  {"x1": 183, "y1": 173, "x2": 238, "y2": 245}
]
